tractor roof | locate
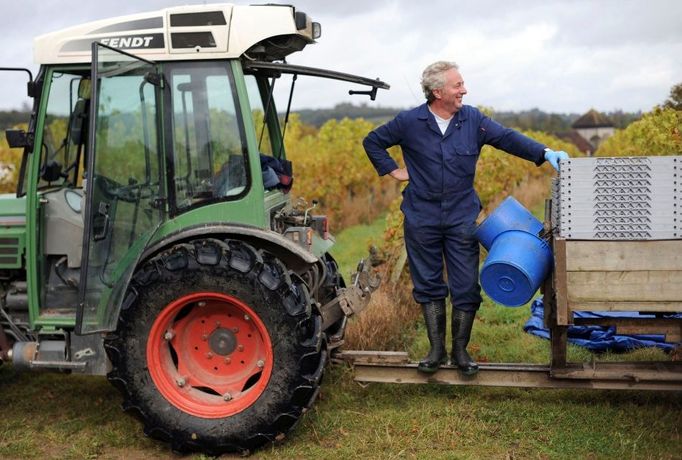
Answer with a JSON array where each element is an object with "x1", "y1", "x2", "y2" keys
[{"x1": 34, "y1": 3, "x2": 320, "y2": 64}]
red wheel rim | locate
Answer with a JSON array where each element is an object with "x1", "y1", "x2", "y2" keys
[{"x1": 147, "y1": 292, "x2": 274, "y2": 418}]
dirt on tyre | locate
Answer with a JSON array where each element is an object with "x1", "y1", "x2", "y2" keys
[{"x1": 104, "y1": 238, "x2": 326, "y2": 455}]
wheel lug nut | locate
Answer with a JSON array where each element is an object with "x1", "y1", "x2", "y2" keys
[
  {"x1": 164, "y1": 330, "x2": 175, "y2": 341},
  {"x1": 224, "y1": 357, "x2": 231, "y2": 364},
  {"x1": 257, "y1": 360, "x2": 264, "y2": 368},
  {"x1": 223, "y1": 392, "x2": 232, "y2": 401},
  {"x1": 176, "y1": 377, "x2": 186, "y2": 387},
  {"x1": 206, "y1": 352, "x2": 214, "y2": 359},
  {"x1": 238, "y1": 344, "x2": 244, "y2": 352},
  {"x1": 232, "y1": 327, "x2": 239, "y2": 333},
  {"x1": 216, "y1": 321, "x2": 221, "y2": 327},
  {"x1": 197, "y1": 301, "x2": 206, "y2": 307},
  {"x1": 244, "y1": 314, "x2": 250, "y2": 321},
  {"x1": 202, "y1": 334, "x2": 208, "y2": 341}
]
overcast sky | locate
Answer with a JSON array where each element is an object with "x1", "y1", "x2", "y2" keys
[{"x1": 1, "y1": 0, "x2": 680, "y2": 114}]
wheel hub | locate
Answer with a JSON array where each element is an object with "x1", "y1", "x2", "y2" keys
[
  {"x1": 147, "y1": 292, "x2": 273, "y2": 418},
  {"x1": 209, "y1": 328, "x2": 237, "y2": 356}
]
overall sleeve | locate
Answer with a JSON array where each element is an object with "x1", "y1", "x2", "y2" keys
[
  {"x1": 477, "y1": 114, "x2": 547, "y2": 166},
  {"x1": 363, "y1": 115, "x2": 404, "y2": 176}
]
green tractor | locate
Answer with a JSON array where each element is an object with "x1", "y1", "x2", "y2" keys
[{"x1": 0, "y1": 4, "x2": 386, "y2": 455}]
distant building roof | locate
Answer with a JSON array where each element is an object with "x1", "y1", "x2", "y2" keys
[
  {"x1": 572, "y1": 109, "x2": 614, "y2": 129},
  {"x1": 556, "y1": 130, "x2": 594, "y2": 154}
]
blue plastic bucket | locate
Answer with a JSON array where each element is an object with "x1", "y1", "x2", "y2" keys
[
  {"x1": 475, "y1": 196, "x2": 543, "y2": 250},
  {"x1": 480, "y1": 230, "x2": 553, "y2": 307}
]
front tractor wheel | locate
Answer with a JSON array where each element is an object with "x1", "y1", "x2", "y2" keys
[{"x1": 105, "y1": 239, "x2": 326, "y2": 455}]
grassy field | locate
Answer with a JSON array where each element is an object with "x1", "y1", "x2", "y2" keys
[
  {"x1": 329, "y1": 213, "x2": 388, "y2": 280},
  {"x1": 0, "y1": 214, "x2": 681, "y2": 459}
]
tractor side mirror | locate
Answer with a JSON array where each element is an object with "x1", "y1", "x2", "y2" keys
[
  {"x1": 27, "y1": 81, "x2": 37, "y2": 98},
  {"x1": 5, "y1": 129, "x2": 33, "y2": 150}
]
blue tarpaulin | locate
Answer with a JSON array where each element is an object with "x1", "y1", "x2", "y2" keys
[{"x1": 524, "y1": 298, "x2": 682, "y2": 352}]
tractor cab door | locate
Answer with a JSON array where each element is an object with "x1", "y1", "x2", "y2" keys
[{"x1": 77, "y1": 43, "x2": 164, "y2": 334}]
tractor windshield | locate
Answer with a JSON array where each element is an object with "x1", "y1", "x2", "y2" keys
[{"x1": 168, "y1": 62, "x2": 249, "y2": 212}]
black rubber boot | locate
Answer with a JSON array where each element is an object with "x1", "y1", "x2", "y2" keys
[
  {"x1": 451, "y1": 309, "x2": 479, "y2": 376},
  {"x1": 417, "y1": 300, "x2": 448, "y2": 374}
]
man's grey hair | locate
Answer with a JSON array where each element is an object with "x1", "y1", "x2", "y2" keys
[{"x1": 421, "y1": 61, "x2": 459, "y2": 103}]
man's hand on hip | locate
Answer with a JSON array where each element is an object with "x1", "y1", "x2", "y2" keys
[{"x1": 389, "y1": 168, "x2": 409, "y2": 181}]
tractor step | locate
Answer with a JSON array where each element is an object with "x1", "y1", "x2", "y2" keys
[{"x1": 332, "y1": 350, "x2": 682, "y2": 392}]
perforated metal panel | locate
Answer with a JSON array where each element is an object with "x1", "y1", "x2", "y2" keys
[{"x1": 555, "y1": 156, "x2": 681, "y2": 240}]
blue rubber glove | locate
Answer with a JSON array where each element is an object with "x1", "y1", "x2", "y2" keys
[{"x1": 544, "y1": 149, "x2": 570, "y2": 171}]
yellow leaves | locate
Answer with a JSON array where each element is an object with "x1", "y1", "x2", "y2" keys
[
  {"x1": 285, "y1": 117, "x2": 402, "y2": 229},
  {"x1": 596, "y1": 107, "x2": 682, "y2": 157},
  {"x1": 0, "y1": 126, "x2": 26, "y2": 194}
]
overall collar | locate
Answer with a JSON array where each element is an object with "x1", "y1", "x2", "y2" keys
[{"x1": 418, "y1": 103, "x2": 468, "y2": 138}]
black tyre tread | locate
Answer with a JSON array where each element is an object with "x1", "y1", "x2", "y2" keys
[
  {"x1": 104, "y1": 238, "x2": 326, "y2": 455},
  {"x1": 319, "y1": 253, "x2": 348, "y2": 343}
]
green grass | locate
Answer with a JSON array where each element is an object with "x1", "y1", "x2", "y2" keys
[
  {"x1": 329, "y1": 212, "x2": 387, "y2": 280},
  {"x1": 262, "y1": 369, "x2": 681, "y2": 459},
  {"x1": 1, "y1": 211, "x2": 680, "y2": 459},
  {"x1": 2, "y1": 358, "x2": 680, "y2": 459}
]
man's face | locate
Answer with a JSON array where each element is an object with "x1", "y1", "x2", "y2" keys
[{"x1": 433, "y1": 68, "x2": 467, "y2": 114}]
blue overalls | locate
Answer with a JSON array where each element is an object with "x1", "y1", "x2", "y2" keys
[{"x1": 363, "y1": 104, "x2": 546, "y2": 312}]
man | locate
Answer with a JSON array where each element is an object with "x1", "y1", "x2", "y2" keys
[{"x1": 363, "y1": 61, "x2": 568, "y2": 375}]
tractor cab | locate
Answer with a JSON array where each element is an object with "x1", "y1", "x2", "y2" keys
[{"x1": 2, "y1": 3, "x2": 386, "y2": 354}]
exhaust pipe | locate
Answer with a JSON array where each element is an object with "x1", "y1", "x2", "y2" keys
[
  {"x1": 9, "y1": 340, "x2": 86, "y2": 372},
  {"x1": 10, "y1": 341, "x2": 38, "y2": 371}
]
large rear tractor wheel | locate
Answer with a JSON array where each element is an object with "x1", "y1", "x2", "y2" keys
[{"x1": 105, "y1": 239, "x2": 326, "y2": 455}]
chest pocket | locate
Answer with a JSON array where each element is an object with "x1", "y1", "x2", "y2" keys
[{"x1": 452, "y1": 142, "x2": 479, "y2": 177}]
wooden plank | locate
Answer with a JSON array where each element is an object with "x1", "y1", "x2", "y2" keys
[
  {"x1": 351, "y1": 362, "x2": 682, "y2": 391},
  {"x1": 542, "y1": 273, "x2": 555, "y2": 327},
  {"x1": 567, "y1": 271, "x2": 682, "y2": 303},
  {"x1": 333, "y1": 350, "x2": 410, "y2": 365},
  {"x1": 565, "y1": 240, "x2": 682, "y2": 272},
  {"x1": 551, "y1": 361, "x2": 682, "y2": 382},
  {"x1": 553, "y1": 238, "x2": 569, "y2": 325},
  {"x1": 569, "y1": 301, "x2": 682, "y2": 313},
  {"x1": 550, "y1": 326, "x2": 567, "y2": 368}
]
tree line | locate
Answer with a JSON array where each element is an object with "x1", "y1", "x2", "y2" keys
[
  {"x1": 291, "y1": 103, "x2": 642, "y2": 131},
  {"x1": 0, "y1": 110, "x2": 30, "y2": 130},
  {"x1": 4, "y1": 79, "x2": 681, "y2": 132},
  {"x1": 2, "y1": 105, "x2": 643, "y2": 133}
]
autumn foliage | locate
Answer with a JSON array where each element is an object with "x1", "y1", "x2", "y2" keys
[
  {"x1": 595, "y1": 107, "x2": 682, "y2": 157},
  {"x1": 0, "y1": 127, "x2": 24, "y2": 194},
  {"x1": 283, "y1": 115, "x2": 402, "y2": 229}
]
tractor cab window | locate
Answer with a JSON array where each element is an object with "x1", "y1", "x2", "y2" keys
[
  {"x1": 169, "y1": 62, "x2": 247, "y2": 211},
  {"x1": 244, "y1": 74, "x2": 292, "y2": 192},
  {"x1": 39, "y1": 70, "x2": 90, "y2": 189},
  {"x1": 244, "y1": 74, "x2": 277, "y2": 157}
]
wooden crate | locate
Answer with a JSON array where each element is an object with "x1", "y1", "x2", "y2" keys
[{"x1": 553, "y1": 238, "x2": 682, "y2": 334}]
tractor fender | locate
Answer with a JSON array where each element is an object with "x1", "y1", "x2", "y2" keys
[{"x1": 140, "y1": 223, "x2": 319, "y2": 273}]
